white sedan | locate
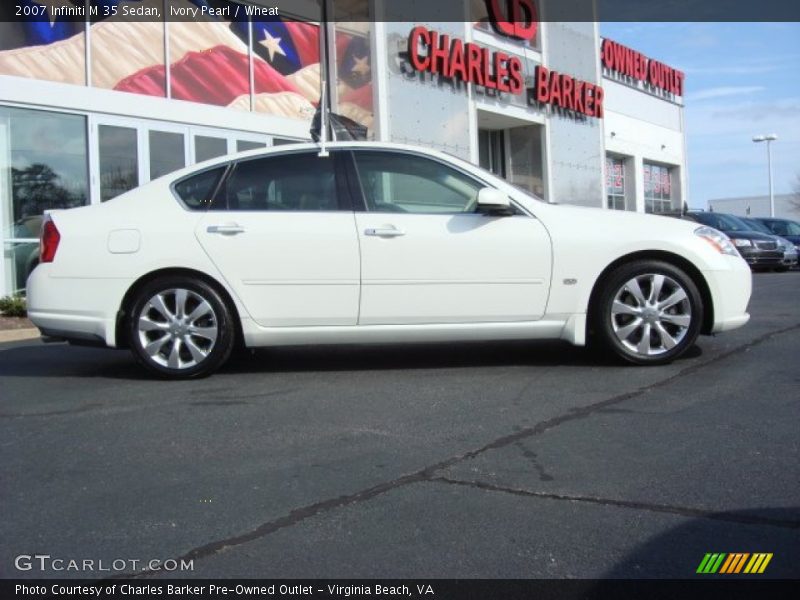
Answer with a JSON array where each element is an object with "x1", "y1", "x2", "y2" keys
[{"x1": 27, "y1": 142, "x2": 751, "y2": 378}]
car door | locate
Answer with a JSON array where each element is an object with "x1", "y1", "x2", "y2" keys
[
  {"x1": 194, "y1": 151, "x2": 360, "y2": 327},
  {"x1": 348, "y1": 149, "x2": 552, "y2": 325}
]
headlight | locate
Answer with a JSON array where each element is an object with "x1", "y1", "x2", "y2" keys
[
  {"x1": 732, "y1": 238, "x2": 753, "y2": 248},
  {"x1": 694, "y1": 226, "x2": 739, "y2": 256}
]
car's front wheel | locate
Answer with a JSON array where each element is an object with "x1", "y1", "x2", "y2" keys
[
  {"x1": 594, "y1": 260, "x2": 703, "y2": 365},
  {"x1": 127, "y1": 276, "x2": 235, "y2": 378}
]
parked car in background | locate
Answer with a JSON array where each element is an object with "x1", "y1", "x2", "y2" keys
[
  {"x1": 739, "y1": 217, "x2": 798, "y2": 271},
  {"x1": 756, "y1": 218, "x2": 800, "y2": 254},
  {"x1": 26, "y1": 142, "x2": 752, "y2": 378},
  {"x1": 682, "y1": 212, "x2": 785, "y2": 271}
]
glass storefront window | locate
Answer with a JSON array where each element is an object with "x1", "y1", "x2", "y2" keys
[
  {"x1": 4, "y1": 241, "x2": 39, "y2": 294},
  {"x1": 195, "y1": 136, "x2": 228, "y2": 163},
  {"x1": 606, "y1": 156, "x2": 626, "y2": 210},
  {"x1": 237, "y1": 140, "x2": 266, "y2": 153},
  {"x1": 644, "y1": 162, "x2": 673, "y2": 214},
  {"x1": 1, "y1": 106, "x2": 88, "y2": 293},
  {"x1": 479, "y1": 129, "x2": 507, "y2": 178},
  {"x1": 1, "y1": 107, "x2": 89, "y2": 233},
  {"x1": 99, "y1": 125, "x2": 139, "y2": 202},
  {"x1": 149, "y1": 131, "x2": 186, "y2": 180}
]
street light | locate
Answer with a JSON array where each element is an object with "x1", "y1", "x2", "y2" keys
[{"x1": 752, "y1": 133, "x2": 778, "y2": 218}]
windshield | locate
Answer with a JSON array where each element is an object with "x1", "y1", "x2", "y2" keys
[
  {"x1": 763, "y1": 219, "x2": 800, "y2": 236},
  {"x1": 739, "y1": 218, "x2": 773, "y2": 234}
]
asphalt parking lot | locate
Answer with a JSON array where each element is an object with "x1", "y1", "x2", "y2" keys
[{"x1": 1, "y1": 272, "x2": 798, "y2": 580}]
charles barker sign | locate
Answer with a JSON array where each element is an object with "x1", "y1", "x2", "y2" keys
[{"x1": 405, "y1": 0, "x2": 604, "y2": 120}]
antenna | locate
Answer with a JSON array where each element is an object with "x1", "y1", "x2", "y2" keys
[
  {"x1": 318, "y1": 81, "x2": 329, "y2": 157},
  {"x1": 316, "y1": 0, "x2": 332, "y2": 157}
]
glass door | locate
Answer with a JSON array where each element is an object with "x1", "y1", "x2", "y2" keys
[
  {"x1": 148, "y1": 129, "x2": 188, "y2": 180},
  {"x1": 90, "y1": 116, "x2": 146, "y2": 203},
  {"x1": 1, "y1": 107, "x2": 89, "y2": 294}
]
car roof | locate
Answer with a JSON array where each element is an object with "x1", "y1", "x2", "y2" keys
[
  {"x1": 174, "y1": 141, "x2": 464, "y2": 177},
  {"x1": 232, "y1": 140, "x2": 456, "y2": 160}
]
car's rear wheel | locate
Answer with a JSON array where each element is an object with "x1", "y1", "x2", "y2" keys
[
  {"x1": 127, "y1": 276, "x2": 235, "y2": 378},
  {"x1": 594, "y1": 261, "x2": 703, "y2": 365}
]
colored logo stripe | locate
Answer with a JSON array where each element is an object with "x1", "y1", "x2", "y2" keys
[
  {"x1": 744, "y1": 553, "x2": 773, "y2": 574},
  {"x1": 697, "y1": 553, "x2": 773, "y2": 574},
  {"x1": 697, "y1": 553, "x2": 726, "y2": 573},
  {"x1": 719, "y1": 553, "x2": 749, "y2": 573}
]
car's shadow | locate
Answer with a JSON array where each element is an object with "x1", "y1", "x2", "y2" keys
[{"x1": 0, "y1": 339, "x2": 704, "y2": 380}]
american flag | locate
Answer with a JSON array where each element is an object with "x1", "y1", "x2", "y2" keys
[{"x1": 0, "y1": 0, "x2": 373, "y2": 127}]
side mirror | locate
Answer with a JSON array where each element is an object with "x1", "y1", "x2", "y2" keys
[{"x1": 476, "y1": 187, "x2": 514, "y2": 216}]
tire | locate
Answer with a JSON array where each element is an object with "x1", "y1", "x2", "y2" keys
[
  {"x1": 592, "y1": 260, "x2": 703, "y2": 366},
  {"x1": 127, "y1": 276, "x2": 235, "y2": 379}
]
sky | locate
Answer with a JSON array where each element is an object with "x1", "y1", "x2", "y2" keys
[{"x1": 600, "y1": 22, "x2": 800, "y2": 209}]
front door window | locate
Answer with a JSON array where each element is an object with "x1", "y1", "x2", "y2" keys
[{"x1": 352, "y1": 151, "x2": 482, "y2": 214}]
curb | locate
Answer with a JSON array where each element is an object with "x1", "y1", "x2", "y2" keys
[{"x1": 0, "y1": 328, "x2": 40, "y2": 343}]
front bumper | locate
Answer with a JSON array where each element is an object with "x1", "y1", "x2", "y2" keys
[
  {"x1": 737, "y1": 246, "x2": 785, "y2": 267},
  {"x1": 704, "y1": 259, "x2": 752, "y2": 334}
]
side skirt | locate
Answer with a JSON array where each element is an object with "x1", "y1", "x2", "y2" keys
[{"x1": 241, "y1": 317, "x2": 578, "y2": 348}]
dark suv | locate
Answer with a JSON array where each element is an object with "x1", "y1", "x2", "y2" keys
[{"x1": 683, "y1": 212, "x2": 785, "y2": 270}]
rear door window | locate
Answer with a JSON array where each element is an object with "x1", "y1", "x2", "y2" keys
[{"x1": 221, "y1": 152, "x2": 343, "y2": 211}]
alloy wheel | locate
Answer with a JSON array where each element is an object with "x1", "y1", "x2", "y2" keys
[
  {"x1": 136, "y1": 288, "x2": 219, "y2": 369},
  {"x1": 609, "y1": 273, "x2": 692, "y2": 357}
]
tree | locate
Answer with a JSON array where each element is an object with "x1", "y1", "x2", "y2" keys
[{"x1": 11, "y1": 163, "x2": 73, "y2": 222}]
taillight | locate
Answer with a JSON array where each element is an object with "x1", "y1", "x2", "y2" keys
[{"x1": 40, "y1": 219, "x2": 61, "y2": 263}]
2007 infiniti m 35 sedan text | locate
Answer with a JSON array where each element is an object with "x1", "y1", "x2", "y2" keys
[{"x1": 27, "y1": 142, "x2": 751, "y2": 378}]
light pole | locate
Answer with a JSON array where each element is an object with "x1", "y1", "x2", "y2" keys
[{"x1": 752, "y1": 134, "x2": 778, "y2": 217}]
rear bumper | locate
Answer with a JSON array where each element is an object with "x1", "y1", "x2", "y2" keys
[
  {"x1": 703, "y1": 260, "x2": 752, "y2": 334},
  {"x1": 26, "y1": 265, "x2": 130, "y2": 347}
]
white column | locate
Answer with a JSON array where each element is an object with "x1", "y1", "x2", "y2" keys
[
  {"x1": 634, "y1": 155, "x2": 646, "y2": 213},
  {"x1": 0, "y1": 120, "x2": 9, "y2": 296}
]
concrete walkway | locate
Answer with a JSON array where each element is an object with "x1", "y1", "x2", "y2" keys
[{"x1": 0, "y1": 328, "x2": 40, "y2": 343}]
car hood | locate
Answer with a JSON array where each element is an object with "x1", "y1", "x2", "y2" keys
[
  {"x1": 524, "y1": 201, "x2": 703, "y2": 240},
  {"x1": 717, "y1": 230, "x2": 777, "y2": 242}
]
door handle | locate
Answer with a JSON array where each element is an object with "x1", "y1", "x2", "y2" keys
[
  {"x1": 364, "y1": 227, "x2": 405, "y2": 238},
  {"x1": 207, "y1": 224, "x2": 246, "y2": 235}
]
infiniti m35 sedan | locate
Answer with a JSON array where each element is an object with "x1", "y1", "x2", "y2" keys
[{"x1": 27, "y1": 142, "x2": 752, "y2": 378}]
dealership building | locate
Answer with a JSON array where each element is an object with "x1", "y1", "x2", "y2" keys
[
  {"x1": 0, "y1": 0, "x2": 688, "y2": 297},
  {"x1": 708, "y1": 194, "x2": 800, "y2": 221}
]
